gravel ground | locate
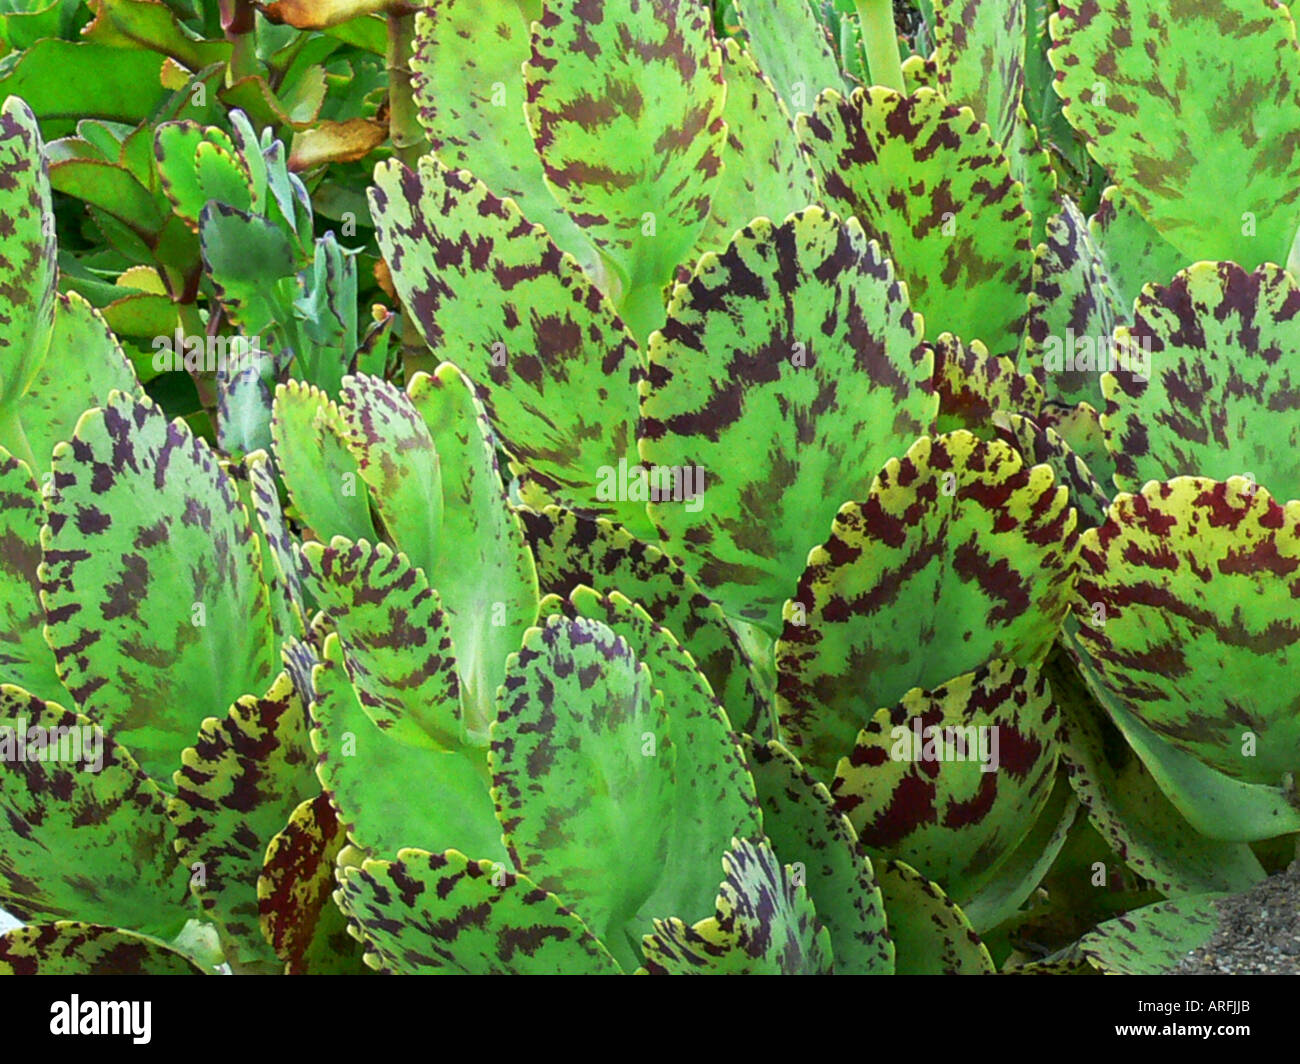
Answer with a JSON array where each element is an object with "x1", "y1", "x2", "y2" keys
[{"x1": 1175, "y1": 862, "x2": 1300, "y2": 975}]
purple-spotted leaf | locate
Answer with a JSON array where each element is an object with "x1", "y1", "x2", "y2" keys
[
  {"x1": 1103, "y1": 262, "x2": 1300, "y2": 501},
  {"x1": 491, "y1": 615, "x2": 673, "y2": 967},
  {"x1": 0, "y1": 686, "x2": 192, "y2": 937},
  {"x1": 732, "y1": 0, "x2": 844, "y2": 115},
  {"x1": 336, "y1": 846, "x2": 622, "y2": 975},
  {"x1": 1051, "y1": 651, "x2": 1265, "y2": 895},
  {"x1": 639, "y1": 206, "x2": 935, "y2": 634},
  {"x1": 299, "y1": 538, "x2": 462, "y2": 749},
  {"x1": 1023, "y1": 197, "x2": 1127, "y2": 408},
  {"x1": 309, "y1": 634, "x2": 507, "y2": 864},
  {"x1": 270, "y1": 380, "x2": 376, "y2": 543},
  {"x1": 997, "y1": 411, "x2": 1110, "y2": 532},
  {"x1": 0, "y1": 922, "x2": 206, "y2": 975},
  {"x1": 258, "y1": 793, "x2": 368, "y2": 975},
  {"x1": 642, "y1": 837, "x2": 833, "y2": 974},
  {"x1": 1073, "y1": 477, "x2": 1300, "y2": 790},
  {"x1": 520, "y1": 503, "x2": 772, "y2": 738},
  {"x1": 369, "y1": 158, "x2": 647, "y2": 532},
  {"x1": 1074, "y1": 894, "x2": 1229, "y2": 976},
  {"x1": 407, "y1": 363, "x2": 540, "y2": 737},
  {"x1": 523, "y1": 0, "x2": 727, "y2": 340},
  {"x1": 798, "y1": 87, "x2": 1033, "y2": 360},
  {"x1": 0, "y1": 96, "x2": 57, "y2": 415},
  {"x1": 932, "y1": 0, "x2": 1026, "y2": 151},
  {"x1": 744, "y1": 738, "x2": 894, "y2": 974},
  {"x1": 877, "y1": 859, "x2": 995, "y2": 974},
  {"x1": 830, "y1": 660, "x2": 1061, "y2": 907},
  {"x1": 409, "y1": 0, "x2": 596, "y2": 272},
  {"x1": 21, "y1": 292, "x2": 142, "y2": 472},
  {"x1": 555, "y1": 589, "x2": 762, "y2": 927},
  {"x1": 695, "y1": 38, "x2": 821, "y2": 259},
  {"x1": 1049, "y1": 0, "x2": 1300, "y2": 267},
  {"x1": 0, "y1": 455, "x2": 66, "y2": 701},
  {"x1": 40, "y1": 391, "x2": 278, "y2": 781},
  {"x1": 932, "y1": 332, "x2": 1043, "y2": 438},
  {"x1": 245, "y1": 450, "x2": 306, "y2": 641},
  {"x1": 168, "y1": 669, "x2": 318, "y2": 973},
  {"x1": 1088, "y1": 185, "x2": 1184, "y2": 314},
  {"x1": 776, "y1": 431, "x2": 1078, "y2": 773}
]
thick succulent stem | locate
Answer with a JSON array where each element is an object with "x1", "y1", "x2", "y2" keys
[
  {"x1": 855, "y1": 0, "x2": 906, "y2": 93},
  {"x1": 220, "y1": 0, "x2": 259, "y2": 82},
  {"x1": 386, "y1": 10, "x2": 437, "y2": 381}
]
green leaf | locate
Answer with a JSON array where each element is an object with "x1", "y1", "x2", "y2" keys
[
  {"x1": 733, "y1": 0, "x2": 844, "y2": 115},
  {"x1": 168, "y1": 669, "x2": 319, "y2": 973},
  {"x1": 199, "y1": 203, "x2": 299, "y2": 340},
  {"x1": 154, "y1": 122, "x2": 248, "y2": 232},
  {"x1": 640, "y1": 206, "x2": 935, "y2": 634},
  {"x1": 932, "y1": 332, "x2": 1042, "y2": 438},
  {"x1": 642, "y1": 837, "x2": 833, "y2": 974},
  {"x1": 258, "y1": 793, "x2": 369, "y2": 974},
  {"x1": 0, "y1": 922, "x2": 206, "y2": 975},
  {"x1": 0, "y1": 96, "x2": 56, "y2": 413},
  {"x1": 1051, "y1": 649, "x2": 1266, "y2": 894},
  {"x1": 695, "y1": 38, "x2": 821, "y2": 259},
  {"x1": 831, "y1": 660, "x2": 1060, "y2": 906},
  {"x1": 1075, "y1": 894, "x2": 1228, "y2": 976},
  {"x1": 369, "y1": 158, "x2": 646, "y2": 532},
  {"x1": 995, "y1": 411, "x2": 1110, "y2": 532},
  {"x1": 408, "y1": 363, "x2": 540, "y2": 740},
  {"x1": 0, "y1": 685, "x2": 193, "y2": 937},
  {"x1": 744, "y1": 737, "x2": 894, "y2": 974},
  {"x1": 1088, "y1": 184, "x2": 1184, "y2": 314},
  {"x1": 336, "y1": 846, "x2": 622, "y2": 975},
  {"x1": 524, "y1": 0, "x2": 727, "y2": 340},
  {"x1": 0, "y1": 453, "x2": 66, "y2": 700},
  {"x1": 244, "y1": 450, "x2": 307, "y2": 643},
  {"x1": 876, "y1": 859, "x2": 994, "y2": 974},
  {"x1": 559, "y1": 589, "x2": 762, "y2": 928},
  {"x1": 0, "y1": 42, "x2": 168, "y2": 128},
  {"x1": 1023, "y1": 197, "x2": 1126, "y2": 408},
  {"x1": 798, "y1": 86, "x2": 1032, "y2": 360},
  {"x1": 1104, "y1": 262, "x2": 1300, "y2": 502},
  {"x1": 41, "y1": 391, "x2": 277, "y2": 781},
  {"x1": 409, "y1": 0, "x2": 596, "y2": 272},
  {"x1": 1049, "y1": 0, "x2": 1300, "y2": 267},
  {"x1": 1074, "y1": 477, "x2": 1300, "y2": 790},
  {"x1": 270, "y1": 379, "x2": 377, "y2": 542},
  {"x1": 335, "y1": 373, "x2": 443, "y2": 576},
  {"x1": 492, "y1": 614, "x2": 672, "y2": 964},
  {"x1": 300, "y1": 538, "x2": 462, "y2": 750},
  {"x1": 520, "y1": 504, "x2": 772, "y2": 738},
  {"x1": 310, "y1": 633, "x2": 507, "y2": 864},
  {"x1": 776, "y1": 431, "x2": 1078, "y2": 773},
  {"x1": 21, "y1": 292, "x2": 142, "y2": 472},
  {"x1": 932, "y1": 0, "x2": 1026, "y2": 150}
]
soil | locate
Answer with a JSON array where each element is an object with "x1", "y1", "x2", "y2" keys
[{"x1": 1174, "y1": 862, "x2": 1300, "y2": 975}]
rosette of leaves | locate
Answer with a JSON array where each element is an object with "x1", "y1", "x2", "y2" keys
[{"x1": 154, "y1": 110, "x2": 391, "y2": 454}]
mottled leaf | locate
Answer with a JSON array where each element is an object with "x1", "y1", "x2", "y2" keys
[
  {"x1": 0, "y1": 922, "x2": 205, "y2": 974},
  {"x1": 933, "y1": 0, "x2": 1026, "y2": 150},
  {"x1": 640, "y1": 206, "x2": 935, "y2": 633},
  {"x1": 733, "y1": 0, "x2": 844, "y2": 115},
  {"x1": 642, "y1": 837, "x2": 833, "y2": 974},
  {"x1": 877, "y1": 859, "x2": 994, "y2": 974},
  {"x1": 798, "y1": 87, "x2": 1032, "y2": 360},
  {"x1": 336, "y1": 846, "x2": 621, "y2": 975},
  {"x1": 776, "y1": 431, "x2": 1078, "y2": 772},
  {"x1": 1049, "y1": 0, "x2": 1300, "y2": 267},
  {"x1": 1076, "y1": 894, "x2": 1227, "y2": 976},
  {"x1": 41, "y1": 391, "x2": 277, "y2": 781}
]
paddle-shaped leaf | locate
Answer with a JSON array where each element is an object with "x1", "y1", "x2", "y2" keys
[
  {"x1": 877, "y1": 859, "x2": 995, "y2": 974},
  {"x1": 168, "y1": 669, "x2": 319, "y2": 973},
  {"x1": 1104, "y1": 262, "x2": 1300, "y2": 501},
  {"x1": 932, "y1": 0, "x2": 1026, "y2": 150},
  {"x1": 369, "y1": 158, "x2": 646, "y2": 531},
  {"x1": 829, "y1": 660, "x2": 1060, "y2": 906},
  {"x1": 640, "y1": 206, "x2": 935, "y2": 633},
  {"x1": 524, "y1": 0, "x2": 727, "y2": 339},
  {"x1": 798, "y1": 87, "x2": 1032, "y2": 360},
  {"x1": 0, "y1": 686, "x2": 192, "y2": 937},
  {"x1": 776, "y1": 431, "x2": 1078, "y2": 773},
  {"x1": 40, "y1": 391, "x2": 277, "y2": 781},
  {"x1": 336, "y1": 846, "x2": 622, "y2": 975},
  {"x1": 0, "y1": 923, "x2": 205, "y2": 975},
  {"x1": 1049, "y1": 0, "x2": 1300, "y2": 267},
  {"x1": 732, "y1": 0, "x2": 844, "y2": 115},
  {"x1": 1073, "y1": 477, "x2": 1300, "y2": 789}
]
